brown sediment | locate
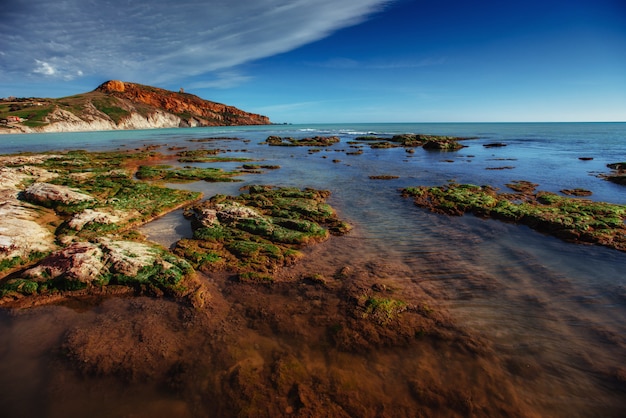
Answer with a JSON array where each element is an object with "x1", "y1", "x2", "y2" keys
[
  {"x1": 2, "y1": 216, "x2": 625, "y2": 417},
  {"x1": 14, "y1": 235, "x2": 534, "y2": 418}
]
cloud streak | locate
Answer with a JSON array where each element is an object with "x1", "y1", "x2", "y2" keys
[
  {"x1": 312, "y1": 57, "x2": 447, "y2": 69},
  {"x1": 0, "y1": 0, "x2": 391, "y2": 85}
]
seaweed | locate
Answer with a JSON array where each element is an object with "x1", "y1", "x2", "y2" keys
[
  {"x1": 174, "y1": 185, "x2": 351, "y2": 277},
  {"x1": 402, "y1": 183, "x2": 626, "y2": 251}
]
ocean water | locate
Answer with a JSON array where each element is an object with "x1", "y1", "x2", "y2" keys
[{"x1": 1, "y1": 122, "x2": 626, "y2": 417}]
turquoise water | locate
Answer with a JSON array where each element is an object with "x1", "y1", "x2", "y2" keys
[
  {"x1": 3, "y1": 123, "x2": 625, "y2": 204},
  {"x1": 1, "y1": 122, "x2": 626, "y2": 416}
]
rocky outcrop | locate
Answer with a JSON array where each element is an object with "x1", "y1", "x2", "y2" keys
[
  {"x1": 24, "y1": 242, "x2": 105, "y2": 283},
  {"x1": 0, "y1": 196, "x2": 57, "y2": 262},
  {"x1": 601, "y1": 162, "x2": 626, "y2": 186},
  {"x1": 96, "y1": 80, "x2": 270, "y2": 126},
  {"x1": 423, "y1": 139, "x2": 467, "y2": 151},
  {"x1": 68, "y1": 209, "x2": 125, "y2": 231},
  {"x1": 0, "y1": 168, "x2": 58, "y2": 264},
  {"x1": 23, "y1": 182, "x2": 94, "y2": 205},
  {"x1": 265, "y1": 135, "x2": 340, "y2": 146},
  {"x1": 0, "y1": 80, "x2": 271, "y2": 134}
]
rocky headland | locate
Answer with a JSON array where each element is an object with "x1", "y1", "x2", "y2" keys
[{"x1": 0, "y1": 80, "x2": 271, "y2": 134}]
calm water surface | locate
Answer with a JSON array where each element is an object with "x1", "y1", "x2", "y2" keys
[{"x1": 1, "y1": 123, "x2": 625, "y2": 417}]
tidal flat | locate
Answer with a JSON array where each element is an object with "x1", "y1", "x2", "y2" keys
[{"x1": 1, "y1": 124, "x2": 625, "y2": 417}]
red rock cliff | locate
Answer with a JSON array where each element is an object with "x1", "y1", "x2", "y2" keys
[{"x1": 96, "y1": 80, "x2": 270, "y2": 126}]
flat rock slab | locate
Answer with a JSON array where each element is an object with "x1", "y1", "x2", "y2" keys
[{"x1": 23, "y1": 182, "x2": 94, "y2": 205}]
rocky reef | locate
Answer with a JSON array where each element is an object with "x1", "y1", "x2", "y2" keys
[
  {"x1": 174, "y1": 185, "x2": 352, "y2": 280},
  {"x1": 402, "y1": 182, "x2": 626, "y2": 252},
  {"x1": 264, "y1": 135, "x2": 341, "y2": 146},
  {"x1": 0, "y1": 150, "x2": 351, "y2": 307},
  {"x1": 0, "y1": 150, "x2": 204, "y2": 303},
  {"x1": 354, "y1": 133, "x2": 474, "y2": 150}
]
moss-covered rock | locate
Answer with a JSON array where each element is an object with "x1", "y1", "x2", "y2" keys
[
  {"x1": 174, "y1": 185, "x2": 351, "y2": 277},
  {"x1": 402, "y1": 183, "x2": 626, "y2": 251},
  {"x1": 264, "y1": 136, "x2": 340, "y2": 146},
  {"x1": 355, "y1": 133, "x2": 474, "y2": 149},
  {"x1": 136, "y1": 164, "x2": 242, "y2": 182},
  {"x1": 1, "y1": 239, "x2": 195, "y2": 298}
]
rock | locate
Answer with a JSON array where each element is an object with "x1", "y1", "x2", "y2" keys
[
  {"x1": 215, "y1": 202, "x2": 262, "y2": 222},
  {"x1": 96, "y1": 81, "x2": 270, "y2": 126},
  {"x1": 423, "y1": 140, "x2": 466, "y2": 151},
  {"x1": 264, "y1": 136, "x2": 340, "y2": 146},
  {"x1": 601, "y1": 162, "x2": 626, "y2": 186},
  {"x1": 68, "y1": 209, "x2": 123, "y2": 231},
  {"x1": 607, "y1": 162, "x2": 626, "y2": 171},
  {"x1": 98, "y1": 80, "x2": 125, "y2": 93},
  {"x1": 24, "y1": 242, "x2": 105, "y2": 283},
  {"x1": 483, "y1": 143, "x2": 507, "y2": 148},
  {"x1": 23, "y1": 182, "x2": 94, "y2": 205},
  {"x1": 0, "y1": 171, "x2": 57, "y2": 264},
  {"x1": 0, "y1": 201, "x2": 57, "y2": 261},
  {"x1": 1, "y1": 81, "x2": 271, "y2": 135},
  {"x1": 101, "y1": 239, "x2": 162, "y2": 277},
  {"x1": 561, "y1": 188, "x2": 592, "y2": 197},
  {"x1": 197, "y1": 208, "x2": 219, "y2": 226}
]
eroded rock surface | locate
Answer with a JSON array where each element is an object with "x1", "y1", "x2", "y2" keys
[
  {"x1": 24, "y1": 242, "x2": 105, "y2": 283},
  {"x1": 0, "y1": 167, "x2": 58, "y2": 266},
  {"x1": 23, "y1": 182, "x2": 94, "y2": 205}
]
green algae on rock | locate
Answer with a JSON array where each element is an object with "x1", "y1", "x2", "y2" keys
[
  {"x1": 136, "y1": 164, "x2": 243, "y2": 183},
  {"x1": 355, "y1": 133, "x2": 474, "y2": 150},
  {"x1": 174, "y1": 185, "x2": 352, "y2": 278},
  {"x1": 0, "y1": 149, "x2": 218, "y2": 304},
  {"x1": 1, "y1": 239, "x2": 195, "y2": 299},
  {"x1": 264, "y1": 135, "x2": 340, "y2": 147},
  {"x1": 402, "y1": 183, "x2": 626, "y2": 252}
]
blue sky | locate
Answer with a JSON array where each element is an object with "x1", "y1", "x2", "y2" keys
[{"x1": 1, "y1": 0, "x2": 625, "y2": 123}]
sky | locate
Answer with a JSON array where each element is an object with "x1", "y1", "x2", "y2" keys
[{"x1": 1, "y1": 0, "x2": 625, "y2": 123}]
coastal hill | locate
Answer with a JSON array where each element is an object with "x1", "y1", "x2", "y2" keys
[{"x1": 0, "y1": 80, "x2": 271, "y2": 134}]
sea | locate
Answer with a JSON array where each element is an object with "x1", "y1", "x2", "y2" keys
[{"x1": 1, "y1": 122, "x2": 625, "y2": 417}]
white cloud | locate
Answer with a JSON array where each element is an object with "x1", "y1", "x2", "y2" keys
[
  {"x1": 1, "y1": 0, "x2": 392, "y2": 86},
  {"x1": 33, "y1": 60, "x2": 56, "y2": 76}
]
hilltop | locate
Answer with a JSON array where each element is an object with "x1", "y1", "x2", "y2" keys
[{"x1": 0, "y1": 80, "x2": 271, "y2": 134}]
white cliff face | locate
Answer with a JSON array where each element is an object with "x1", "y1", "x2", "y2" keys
[
  {"x1": 118, "y1": 110, "x2": 181, "y2": 130},
  {"x1": 0, "y1": 108, "x2": 184, "y2": 134}
]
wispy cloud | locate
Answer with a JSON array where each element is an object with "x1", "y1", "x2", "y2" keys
[
  {"x1": 312, "y1": 56, "x2": 447, "y2": 69},
  {"x1": 0, "y1": 0, "x2": 392, "y2": 86}
]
